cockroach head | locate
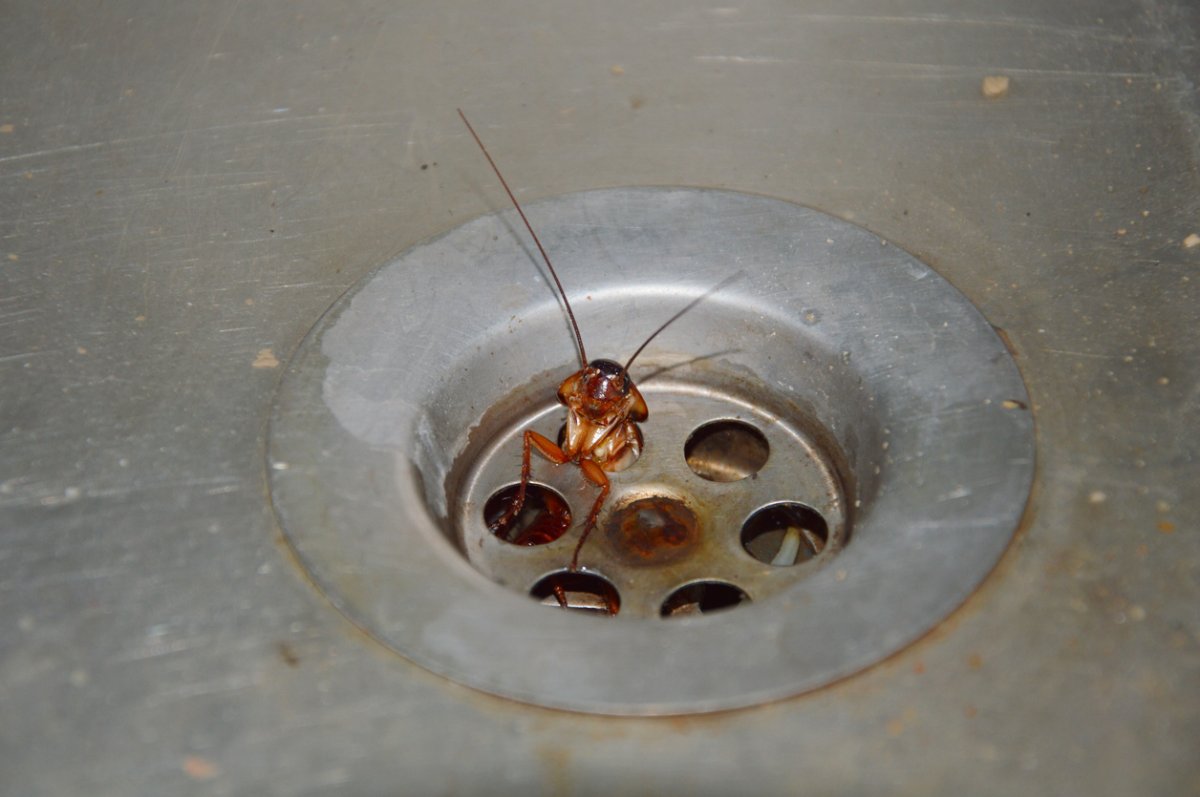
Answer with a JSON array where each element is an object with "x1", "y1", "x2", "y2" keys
[{"x1": 586, "y1": 358, "x2": 631, "y2": 397}]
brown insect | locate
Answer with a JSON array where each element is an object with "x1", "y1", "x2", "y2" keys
[{"x1": 459, "y1": 109, "x2": 707, "y2": 574}]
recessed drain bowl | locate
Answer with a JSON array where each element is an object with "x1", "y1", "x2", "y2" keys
[
  {"x1": 451, "y1": 376, "x2": 849, "y2": 618},
  {"x1": 268, "y1": 187, "x2": 1034, "y2": 714}
]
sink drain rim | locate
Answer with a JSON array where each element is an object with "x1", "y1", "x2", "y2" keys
[{"x1": 267, "y1": 187, "x2": 1035, "y2": 715}]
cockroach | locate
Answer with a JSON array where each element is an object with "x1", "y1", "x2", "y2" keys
[{"x1": 458, "y1": 109, "x2": 712, "y2": 576}]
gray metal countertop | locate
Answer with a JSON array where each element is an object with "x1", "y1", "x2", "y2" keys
[{"x1": 1, "y1": 1, "x2": 1197, "y2": 794}]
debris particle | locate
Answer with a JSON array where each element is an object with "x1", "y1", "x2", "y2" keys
[
  {"x1": 1183, "y1": 233, "x2": 1200, "y2": 249},
  {"x1": 835, "y1": 569, "x2": 848, "y2": 582},
  {"x1": 76, "y1": 346, "x2": 88, "y2": 355},
  {"x1": 1001, "y1": 399, "x2": 1027, "y2": 410},
  {"x1": 1115, "y1": 228, "x2": 1127, "y2": 237},
  {"x1": 1088, "y1": 491, "x2": 1107, "y2": 504},
  {"x1": 0, "y1": 123, "x2": 13, "y2": 134},
  {"x1": 1157, "y1": 376, "x2": 1169, "y2": 385},
  {"x1": 610, "y1": 64, "x2": 624, "y2": 76},
  {"x1": 277, "y1": 641, "x2": 300, "y2": 667},
  {"x1": 981, "y1": 75, "x2": 1010, "y2": 99},
  {"x1": 966, "y1": 652, "x2": 984, "y2": 670},
  {"x1": 1157, "y1": 521, "x2": 1175, "y2": 534},
  {"x1": 6, "y1": 253, "x2": 16, "y2": 261},
  {"x1": 182, "y1": 755, "x2": 220, "y2": 781},
  {"x1": 252, "y1": 348, "x2": 280, "y2": 369},
  {"x1": 1128, "y1": 605, "x2": 1146, "y2": 622}
]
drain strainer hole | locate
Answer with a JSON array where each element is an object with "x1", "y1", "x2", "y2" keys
[
  {"x1": 661, "y1": 581, "x2": 751, "y2": 617},
  {"x1": 684, "y1": 419, "x2": 770, "y2": 482},
  {"x1": 531, "y1": 571, "x2": 621, "y2": 615},
  {"x1": 483, "y1": 483, "x2": 572, "y2": 546},
  {"x1": 741, "y1": 502, "x2": 829, "y2": 566}
]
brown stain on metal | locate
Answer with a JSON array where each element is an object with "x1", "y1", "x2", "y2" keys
[
  {"x1": 991, "y1": 325, "x2": 1021, "y2": 358},
  {"x1": 277, "y1": 641, "x2": 300, "y2": 668},
  {"x1": 603, "y1": 495, "x2": 700, "y2": 567}
]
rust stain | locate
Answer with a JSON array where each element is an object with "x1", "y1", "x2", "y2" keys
[
  {"x1": 535, "y1": 742, "x2": 572, "y2": 796},
  {"x1": 991, "y1": 325, "x2": 1020, "y2": 358},
  {"x1": 604, "y1": 495, "x2": 699, "y2": 567},
  {"x1": 182, "y1": 755, "x2": 220, "y2": 781}
]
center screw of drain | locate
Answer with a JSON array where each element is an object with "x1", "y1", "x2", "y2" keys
[{"x1": 604, "y1": 495, "x2": 700, "y2": 567}]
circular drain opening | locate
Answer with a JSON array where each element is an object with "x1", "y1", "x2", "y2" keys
[
  {"x1": 531, "y1": 571, "x2": 621, "y2": 615},
  {"x1": 661, "y1": 581, "x2": 751, "y2": 617},
  {"x1": 268, "y1": 187, "x2": 1035, "y2": 714},
  {"x1": 684, "y1": 419, "x2": 770, "y2": 482},
  {"x1": 741, "y1": 502, "x2": 829, "y2": 567},
  {"x1": 483, "y1": 483, "x2": 572, "y2": 546}
]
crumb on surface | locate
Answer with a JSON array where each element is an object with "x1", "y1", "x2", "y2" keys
[
  {"x1": 981, "y1": 75, "x2": 1010, "y2": 99},
  {"x1": 252, "y1": 348, "x2": 280, "y2": 369},
  {"x1": 1183, "y1": 232, "x2": 1200, "y2": 249}
]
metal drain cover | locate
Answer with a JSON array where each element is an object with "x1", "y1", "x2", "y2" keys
[{"x1": 268, "y1": 187, "x2": 1034, "y2": 714}]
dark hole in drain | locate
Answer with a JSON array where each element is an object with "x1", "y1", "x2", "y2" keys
[
  {"x1": 557, "y1": 422, "x2": 642, "y2": 472},
  {"x1": 741, "y1": 502, "x2": 828, "y2": 566},
  {"x1": 531, "y1": 571, "x2": 620, "y2": 615},
  {"x1": 661, "y1": 581, "x2": 750, "y2": 617},
  {"x1": 483, "y1": 484, "x2": 571, "y2": 546},
  {"x1": 684, "y1": 419, "x2": 769, "y2": 482}
]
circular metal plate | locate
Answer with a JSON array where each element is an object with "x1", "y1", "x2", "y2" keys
[{"x1": 268, "y1": 187, "x2": 1034, "y2": 714}]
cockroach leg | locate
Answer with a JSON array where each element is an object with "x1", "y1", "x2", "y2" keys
[
  {"x1": 490, "y1": 429, "x2": 568, "y2": 540},
  {"x1": 571, "y1": 458, "x2": 611, "y2": 571},
  {"x1": 552, "y1": 582, "x2": 569, "y2": 609}
]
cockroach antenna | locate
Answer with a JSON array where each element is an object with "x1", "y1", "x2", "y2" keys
[
  {"x1": 623, "y1": 272, "x2": 743, "y2": 374},
  {"x1": 457, "y1": 108, "x2": 588, "y2": 368}
]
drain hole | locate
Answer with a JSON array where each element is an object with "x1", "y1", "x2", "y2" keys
[
  {"x1": 684, "y1": 420, "x2": 769, "y2": 482},
  {"x1": 661, "y1": 581, "x2": 750, "y2": 617},
  {"x1": 531, "y1": 571, "x2": 620, "y2": 615},
  {"x1": 741, "y1": 503, "x2": 828, "y2": 566},
  {"x1": 557, "y1": 422, "x2": 642, "y2": 472},
  {"x1": 483, "y1": 484, "x2": 572, "y2": 546}
]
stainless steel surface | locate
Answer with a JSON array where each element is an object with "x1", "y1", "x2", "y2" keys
[
  {"x1": 269, "y1": 188, "x2": 1032, "y2": 712},
  {"x1": 2, "y1": 0, "x2": 1197, "y2": 792}
]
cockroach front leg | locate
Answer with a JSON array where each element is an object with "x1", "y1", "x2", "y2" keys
[
  {"x1": 570, "y1": 458, "x2": 610, "y2": 572},
  {"x1": 489, "y1": 429, "x2": 568, "y2": 541}
]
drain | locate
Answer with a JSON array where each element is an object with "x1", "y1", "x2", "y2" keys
[
  {"x1": 268, "y1": 187, "x2": 1034, "y2": 714},
  {"x1": 454, "y1": 380, "x2": 846, "y2": 618}
]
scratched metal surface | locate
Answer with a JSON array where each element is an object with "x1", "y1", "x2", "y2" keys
[{"x1": 1, "y1": 0, "x2": 1196, "y2": 794}]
